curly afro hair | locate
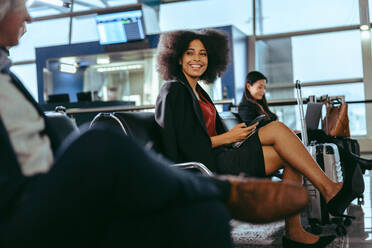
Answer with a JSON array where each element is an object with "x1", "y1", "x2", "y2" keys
[{"x1": 156, "y1": 29, "x2": 230, "y2": 84}]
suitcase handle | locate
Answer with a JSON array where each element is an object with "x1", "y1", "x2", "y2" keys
[
  {"x1": 295, "y1": 80, "x2": 308, "y2": 146},
  {"x1": 295, "y1": 81, "x2": 301, "y2": 90}
]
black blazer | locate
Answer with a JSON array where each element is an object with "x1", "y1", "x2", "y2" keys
[
  {"x1": 0, "y1": 67, "x2": 61, "y2": 219},
  {"x1": 155, "y1": 74, "x2": 226, "y2": 171},
  {"x1": 238, "y1": 94, "x2": 277, "y2": 129}
]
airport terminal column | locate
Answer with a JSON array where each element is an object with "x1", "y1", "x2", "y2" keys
[{"x1": 359, "y1": 0, "x2": 372, "y2": 138}]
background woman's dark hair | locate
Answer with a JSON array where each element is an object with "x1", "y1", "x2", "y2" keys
[
  {"x1": 244, "y1": 71, "x2": 278, "y2": 120},
  {"x1": 156, "y1": 29, "x2": 229, "y2": 83}
]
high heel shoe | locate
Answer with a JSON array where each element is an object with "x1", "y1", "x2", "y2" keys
[
  {"x1": 327, "y1": 152, "x2": 365, "y2": 216},
  {"x1": 282, "y1": 235, "x2": 336, "y2": 248}
]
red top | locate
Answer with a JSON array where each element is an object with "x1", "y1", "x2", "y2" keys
[{"x1": 197, "y1": 87, "x2": 217, "y2": 137}]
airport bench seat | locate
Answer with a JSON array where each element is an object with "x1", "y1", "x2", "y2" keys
[{"x1": 90, "y1": 111, "x2": 214, "y2": 176}]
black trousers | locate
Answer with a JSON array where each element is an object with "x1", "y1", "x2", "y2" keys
[{"x1": 1, "y1": 127, "x2": 232, "y2": 248}]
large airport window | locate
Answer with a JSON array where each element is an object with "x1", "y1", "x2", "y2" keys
[
  {"x1": 292, "y1": 31, "x2": 363, "y2": 82},
  {"x1": 71, "y1": 15, "x2": 99, "y2": 44},
  {"x1": 159, "y1": 0, "x2": 253, "y2": 35},
  {"x1": 9, "y1": 18, "x2": 70, "y2": 63},
  {"x1": 10, "y1": 64, "x2": 38, "y2": 101},
  {"x1": 256, "y1": 30, "x2": 363, "y2": 85},
  {"x1": 258, "y1": 0, "x2": 360, "y2": 35}
]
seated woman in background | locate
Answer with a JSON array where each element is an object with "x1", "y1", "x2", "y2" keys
[
  {"x1": 238, "y1": 71, "x2": 278, "y2": 129},
  {"x1": 238, "y1": 71, "x2": 372, "y2": 171},
  {"x1": 155, "y1": 29, "x2": 362, "y2": 248}
]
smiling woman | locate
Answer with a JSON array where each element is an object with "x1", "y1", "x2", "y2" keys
[
  {"x1": 179, "y1": 39, "x2": 209, "y2": 99},
  {"x1": 154, "y1": 29, "x2": 360, "y2": 247}
]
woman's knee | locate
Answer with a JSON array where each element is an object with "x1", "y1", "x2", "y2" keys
[
  {"x1": 266, "y1": 121, "x2": 290, "y2": 131},
  {"x1": 260, "y1": 121, "x2": 292, "y2": 141}
]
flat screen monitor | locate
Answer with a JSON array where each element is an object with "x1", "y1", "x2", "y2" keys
[
  {"x1": 77, "y1": 91, "x2": 92, "y2": 102},
  {"x1": 48, "y1": 93, "x2": 70, "y2": 103},
  {"x1": 96, "y1": 9, "x2": 146, "y2": 45}
]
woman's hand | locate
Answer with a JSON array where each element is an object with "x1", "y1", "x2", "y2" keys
[
  {"x1": 227, "y1": 123, "x2": 258, "y2": 143},
  {"x1": 210, "y1": 122, "x2": 258, "y2": 148}
]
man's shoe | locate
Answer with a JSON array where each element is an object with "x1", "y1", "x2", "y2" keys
[{"x1": 223, "y1": 176, "x2": 308, "y2": 223}]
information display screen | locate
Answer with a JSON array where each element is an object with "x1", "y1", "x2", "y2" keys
[{"x1": 96, "y1": 9, "x2": 145, "y2": 45}]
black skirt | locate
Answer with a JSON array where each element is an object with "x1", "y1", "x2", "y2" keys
[{"x1": 213, "y1": 132, "x2": 266, "y2": 177}]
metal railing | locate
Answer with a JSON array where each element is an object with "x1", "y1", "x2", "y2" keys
[
  {"x1": 266, "y1": 98, "x2": 372, "y2": 107},
  {"x1": 65, "y1": 98, "x2": 235, "y2": 115}
]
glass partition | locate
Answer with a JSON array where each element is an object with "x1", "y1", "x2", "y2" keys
[{"x1": 44, "y1": 48, "x2": 160, "y2": 106}]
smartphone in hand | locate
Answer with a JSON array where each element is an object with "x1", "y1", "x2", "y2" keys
[
  {"x1": 232, "y1": 128, "x2": 256, "y2": 149},
  {"x1": 232, "y1": 114, "x2": 265, "y2": 149},
  {"x1": 247, "y1": 114, "x2": 266, "y2": 126}
]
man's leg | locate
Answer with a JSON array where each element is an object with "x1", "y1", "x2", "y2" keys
[
  {"x1": 103, "y1": 201, "x2": 232, "y2": 248},
  {"x1": 2, "y1": 128, "x2": 230, "y2": 247}
]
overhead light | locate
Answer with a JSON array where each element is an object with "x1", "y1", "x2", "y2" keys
[
  {"x1": 97, "y1": 64, "x2": 143, "y2": 72},
  {"x1": 60, "y1": 57, "x2": 77, "y2": 66},
  {"x1": 38, "y1": 0, "x2": 71, "y2": 8},
  {"x1": 60, "y1": 63, "x2": 77, "y2": 74},
  {"x1": 97, "y1": 57, "x2": 110, "y2": 65},
  {"x1": 360, "y1": 24, "x2": 370, "y2": 31}
]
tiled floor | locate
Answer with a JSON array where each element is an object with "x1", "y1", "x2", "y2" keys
[{"x1": 231, "y1": 170, "x2": 372, "y2": 248}]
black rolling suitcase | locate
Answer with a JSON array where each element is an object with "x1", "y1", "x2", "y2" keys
[
  {"x1": 295, "y1": 81, "x2": 351, "y2": 235},
  {"x1": 337, "y1": 138, "x2": 360, "y2": 157}
]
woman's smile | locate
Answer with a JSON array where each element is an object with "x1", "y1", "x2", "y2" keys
[{"x1": 180, "y1": 39, "x2": 208, "y2": 81}]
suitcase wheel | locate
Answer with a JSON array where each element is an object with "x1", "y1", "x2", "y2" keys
[{"x1": 335, "y1": 225, "x2": 347, "y2": 236}]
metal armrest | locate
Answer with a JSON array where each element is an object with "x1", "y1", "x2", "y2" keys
[{"x1": 171, "y1": 162, "x2": 214, "y2": 176}]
